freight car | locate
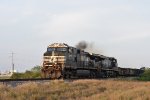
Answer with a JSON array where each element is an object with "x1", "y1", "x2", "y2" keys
[{"x1": 41, "y1": 43, "x2": 144, "y2": 79}]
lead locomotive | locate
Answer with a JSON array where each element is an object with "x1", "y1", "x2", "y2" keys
[{"x1": 41, "y1": 43, "x2": 143, "y2": 79}]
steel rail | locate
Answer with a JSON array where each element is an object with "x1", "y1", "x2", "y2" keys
[{"x1": 0, "y1": 78, "x2": 51, "y2": 82}]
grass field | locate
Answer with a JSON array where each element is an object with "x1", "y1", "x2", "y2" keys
[{"x1": 0, "y1": 79, "x2": 150, "y2": 100}]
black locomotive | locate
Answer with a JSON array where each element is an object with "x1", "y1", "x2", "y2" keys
[{"x1": 41, "y1": 43, "x2": 144, "y2": 79}]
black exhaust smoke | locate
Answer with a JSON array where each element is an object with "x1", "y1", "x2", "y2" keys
[
  {"x1": 75, "y1": 41, "x2": 103, "y2": 54},
  {"x1": 76, "y1": 41, "x2": 88, "y2": 50}
]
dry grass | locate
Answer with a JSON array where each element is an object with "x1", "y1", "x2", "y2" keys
[{"x1": 0, "y1": 79, "x2": 150, "y2": 100}]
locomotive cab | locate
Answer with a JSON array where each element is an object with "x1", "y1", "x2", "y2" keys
[{"x1": 41, "y1": 43, "x2": 68, "y2": 79}]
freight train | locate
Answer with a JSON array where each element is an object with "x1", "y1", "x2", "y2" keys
[{"x1": 41, "y1": 43, "x2": 144, "y2": 79}]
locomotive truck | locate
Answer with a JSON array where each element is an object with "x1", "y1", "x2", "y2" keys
[{"x1": 41, "y1": 43, "x2": 144, "y2": 79}]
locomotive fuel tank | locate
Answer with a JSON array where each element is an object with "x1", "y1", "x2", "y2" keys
[{"x1": 76, "y1": 70, "x2": 91, "y2": 77}]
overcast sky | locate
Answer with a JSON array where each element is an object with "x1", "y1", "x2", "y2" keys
[{"x1": 0, "y1": 0, "x2": 150, "y2": 72}]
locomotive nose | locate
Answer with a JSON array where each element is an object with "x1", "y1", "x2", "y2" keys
[{"x1": 49, "y1": 57, "x2": 57, "y2": 62}]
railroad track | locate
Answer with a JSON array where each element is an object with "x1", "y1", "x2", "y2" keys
[
  {"x1": 0, "y1": 77, "x2": 138, "y2": 87},
  {"x1": 0, "y1": 78, "x2": 52, "y2": 87},
  {"x1": 0, "y1": 78, "x2": 51, "y2": 82}
]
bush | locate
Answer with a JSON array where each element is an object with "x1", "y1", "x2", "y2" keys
[
  {"x1": 11, "y1": 66, "x2": 41, "y2": 79},
  {"x1": 138, "y1": 69, "x2": 150, "y2": 81}
]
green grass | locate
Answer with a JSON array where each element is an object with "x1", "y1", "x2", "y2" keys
[{"x1": 11, "y1": 71, "x2": 41, "y2": 79}]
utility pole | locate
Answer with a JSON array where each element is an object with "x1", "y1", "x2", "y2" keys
[{"x1": 11, "y1": 52, "x2": 15, "y2": 74}]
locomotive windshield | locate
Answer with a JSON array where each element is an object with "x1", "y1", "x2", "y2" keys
[
  {"x1": 46, "y1": 47, "x2": 67, "y2": 56},
  {"x1": 47, "y1": 48, "x2": 55, "y2": 52},
  {"x1": 47, "y1": 47, "x2": 67, "y2": 52}
]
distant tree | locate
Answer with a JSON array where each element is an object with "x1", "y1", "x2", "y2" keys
[
  {"x1": 31, "y1": 65, "x2": 41, "y2": 72},
  {"x1": 139, "y1": 68, "x2": 150, "y2": 81}
]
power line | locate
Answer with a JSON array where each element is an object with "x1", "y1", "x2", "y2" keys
[{"x1": 10, "y1": 52, "x2": 15, "y2": 73}]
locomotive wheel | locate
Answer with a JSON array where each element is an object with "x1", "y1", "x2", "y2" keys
[
  {"x1": 46, "y1": 67, "x2": 55, "y2": 79},
  {"x1": 50, "y1": 71, "x2": 56, "y2": 79},
  {"x1": 49, "y1": 71, "x2": 61, "y2": 79},
  {"x1": 47, "y1": 67, "x2": 62, "y2": 79},
  {"x1": 100, "y1": 72, "x2": 105, "y2": 78},
  {"x1": 55, "y1": 70, "x2": 62, "y2": 79},
  {"x1": 62, "y1": 70, "x2": 71, "y2": 79},
  {"x1": 90, "y1": 71, "x2": 96, "y2": 78},
  {"x1": 63, "y1": 74, "x2": 70, "y2": 79}
]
